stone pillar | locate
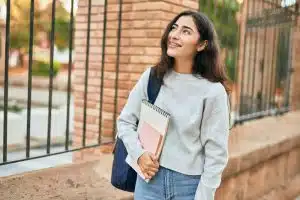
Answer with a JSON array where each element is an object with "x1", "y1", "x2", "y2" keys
[{"x1": 73, "y1": 0, "x2": 199, "y2": 162}]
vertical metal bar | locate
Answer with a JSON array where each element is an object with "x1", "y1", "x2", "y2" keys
[
  {"x1": 275, "y1": 21, "x2": 291, "y2": 112},
  {"x1": 283, "y1": 27, "x2": 290, "y2": 108},
  {"x1": 250, "y1": 0, "x2": 260, "y2": 113},
  {"x1": 274, "y1": 27, "x2": 284, "y2": 112},
  {"x1": 232, "y1": 0, "x2": 241, "y2": 124},
  {"x1": 65, "y1": 0, "x2": 74, "y2": 151},
  {"x1": 264, "y1": 27, "x2": 271, "y2": 111},
  {"x1": 269, "y1": 26, "x2": 278, "y2": 112},
  {"x1": 232, "y1": 0, "x2": 241, "y2": 123},
  {"x1": 273, "y1": 28, "x2": 281, "y2": 113},
  {"x1": 47, "y1": 0, "x2": 57, "y2": 154},
  {"x1": 284, "y1": 27, "x2": 292, "y2": 109},
  {"x1": 26, "y1": 0, "x2": 35, "y2": 158},
  {"x1": 239, "y1": 0, "x2": 249, "y2": 117},
  {"x1": 263, "y1": 0, "x2": 274, "y2": 111},
  {"x1": 82, "y1": 0, "x2": 92, "y2": 147},
  {"x1": 268, "y1": 0, "x2": 278, "y2": 113},
  {"x1": 259, "y1": 59, "x2": 265, "y2": 112},
  {"x1": 3, "y1": 0, "x2": 11, "y2": 163},
  {"x1": 112, "y1": 0, "x2": 123, "y2": 139},
  {"x1": 265, "y1": 26, "x2": 273, "y2": 111},
  {"x1": 98, "y1": 0, "x2": 108, "y2": 144},
  {"x1": 281, "y1": 27, "x2": 289, "y2": 108},
  {"x1": 245, "y1": 0, "x2": 256, "y2": 115},
  {"x1": 260, "y1": 1, "x2": 269, "y2": 111}
]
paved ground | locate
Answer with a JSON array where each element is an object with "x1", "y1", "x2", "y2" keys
[
  {"x1": 0, "y1": 146, "x2": 72, "y2": 177},
  {"x1": 0, "y1": 86, "x2": 70, "y2": 107}
]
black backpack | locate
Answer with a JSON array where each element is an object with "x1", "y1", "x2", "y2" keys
[{"x1": 111, "y1": 67, "x2": 162, "y2": 192}]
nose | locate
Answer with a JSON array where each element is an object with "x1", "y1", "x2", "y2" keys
[{"x1": 170, "y1": 29, "x2": 180, "y2": 40}]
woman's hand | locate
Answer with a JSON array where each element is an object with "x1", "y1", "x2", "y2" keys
[{"x1": 137, "y1": 152, "x2": 159, "y2": 180}]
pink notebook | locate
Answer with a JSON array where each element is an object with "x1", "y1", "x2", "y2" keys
[
  {"x1": 126, "y1": 99, "x2": 170, "y2": 181},
  {"x1": 139, "y1": 121, "x2": 163, "y2": 157}
]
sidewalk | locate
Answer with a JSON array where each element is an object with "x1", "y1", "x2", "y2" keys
[
  {"x1": 0, "y1": 146, "x2": 73, "y2": 177},
  {"x1": 0, "y1": 86, "x2": 71, "y2": 107},
  {"x1": 0, "y1": 68, "x2": 73, "y2": 91}
]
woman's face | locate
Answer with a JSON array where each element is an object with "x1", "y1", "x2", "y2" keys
[{"x1": 167, "y1": 16, "x2": 201, "y2": 59}]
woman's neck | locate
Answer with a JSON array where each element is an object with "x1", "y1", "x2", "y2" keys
[{"x1": 173, "y1": 58, "x2": 193, "y2": 74}]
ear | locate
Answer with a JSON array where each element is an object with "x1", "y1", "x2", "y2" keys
[{"x1": 197, "y1": 40, "x2": 208, "y2": 52}]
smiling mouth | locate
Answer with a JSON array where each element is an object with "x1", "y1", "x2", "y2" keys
[{"x1": 168, "y1": 42, "x2": 181, "y2": 48}]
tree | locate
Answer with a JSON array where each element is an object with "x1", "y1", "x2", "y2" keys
[
  {"x1": 199, "y1": 0, "x2": 240, "y2": 82},
  {"x1": 41, "y1": 0, "x2": 72, "y2": 51},
  {"x1": 199, "y1": 0, "x2": 240, "y2": 49},
  {"x1": 7, "y1": 0, "x2": 71, "y2": 52}
]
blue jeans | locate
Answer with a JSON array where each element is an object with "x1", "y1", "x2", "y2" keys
[{"x1": 134, "y1": 166, "x2": 201, "y2": 200}]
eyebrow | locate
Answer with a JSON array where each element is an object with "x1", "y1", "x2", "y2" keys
[{"x1": 173, "y1": 23, "x2": 195, "y2": 32}]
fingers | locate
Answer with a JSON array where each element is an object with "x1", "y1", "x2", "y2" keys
[
  {"x1": 147, "y1": 166, "x2": 159, "y2": 173},
  {"x1": 140, "y1": 164, "x2": 159, "y2": 174},
  {"x1": 149, "y1": 154, "x2": 159, "y2": 169},
  {"x1": 142, "y1": 171, "x2": 151, "y2": 180},
  {"x1": 149, "y1": 154, "x2": 159, "y2": 167},
  {"x1": 141, "y1": 169, "x2": 155, "y2": 180},
  {"x1": 147, "y1": 170, "x2": 156, "y2": 177},
  {"x1": 140, "y1": 163, "x2": 159, "y2": 179},
  {"x1": 140, "y1": 166, "x2": 152, "y2": 179},
  {"x1": 138, "y1": 152, "x2": 160, "y2": 180},
  {"x1": 149, "y1": 153, "x2": 158, "y2": 161},
  {"x1": 144, "y1": 153, "x2": 159, "y2": 168},
  {"x1": 146, "y1": 161, "x2": 159, "y2": 169}
]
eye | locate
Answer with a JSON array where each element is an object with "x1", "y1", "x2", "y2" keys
[{"x1": 183, "y1": 29, "x2": 191, "y2": 35}]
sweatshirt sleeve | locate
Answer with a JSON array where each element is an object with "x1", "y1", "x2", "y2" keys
[
  {"x1": 194, "y1": 83, "x2": 230, "y2": 200},
  {"x1": 116, "y1": 67, "x2": 151, "y2": 163}
]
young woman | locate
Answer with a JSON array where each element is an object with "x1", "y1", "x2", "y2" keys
[{"x1": 117, "y1": 10, "x2": 230, "y2": 200}]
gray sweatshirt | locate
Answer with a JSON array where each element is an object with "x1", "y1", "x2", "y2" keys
[{"x1": 117, "y1": 67, "x2": 230, "y2": 200}]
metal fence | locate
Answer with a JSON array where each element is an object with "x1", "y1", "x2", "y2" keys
[
  {"x1": 202, "y1": 0, "x2": 299, "y2": 124},
  {"x1": 0, "y1": 0, "x2": 116, "y2": 166},
  {"x1": 235, "y1": 0, "x2": 299, "y2": 123}
]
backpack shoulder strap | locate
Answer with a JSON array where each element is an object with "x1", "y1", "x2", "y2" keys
[{"x1": 147, "y1": 67, "x2": 162, "y2": 104}]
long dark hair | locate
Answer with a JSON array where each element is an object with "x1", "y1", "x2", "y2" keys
[{"x1": 155, "y1": 10, "x2": 231, "y2": 94}]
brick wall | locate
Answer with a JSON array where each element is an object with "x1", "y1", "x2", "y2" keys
[
  {"x1": 216, "y1": 147, "x2": 300, "y2": 200},
  {"x1": 73, "y1": 0, "x2": 105, "y2": 161},
  {"x1": 73, "y1": 0, "x2": 199, "y2": 161}
]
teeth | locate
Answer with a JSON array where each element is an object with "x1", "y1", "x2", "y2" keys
[{"x1": 169, "y1": 43, "x2": 180, "y2": 47}]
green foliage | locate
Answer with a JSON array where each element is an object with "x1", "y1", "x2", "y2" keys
[
  {"x1": 225, "y1": 50, "x2": 237, "y2": 82},
  {"x1": 199, "y1": 0, "x2": 240, "y2": 82},
  {"x1": 199, "y1": 0, "x2": 240, "y2": 49},
  {"x1": 275, "y1": 28, "x2": 290, "y2": 89},
  {"x1": 8, "y1": 0, "x2": 71, "y2": 51},
  {"x1": 54, "y1": 18, "x2": 72, "y2": 51},
  {"x1": 0, "y1": 103, "x2": 22, "y2": 113},
  {"x1": 32, "y1": 59, "x2": 61, "y2": 77}
]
